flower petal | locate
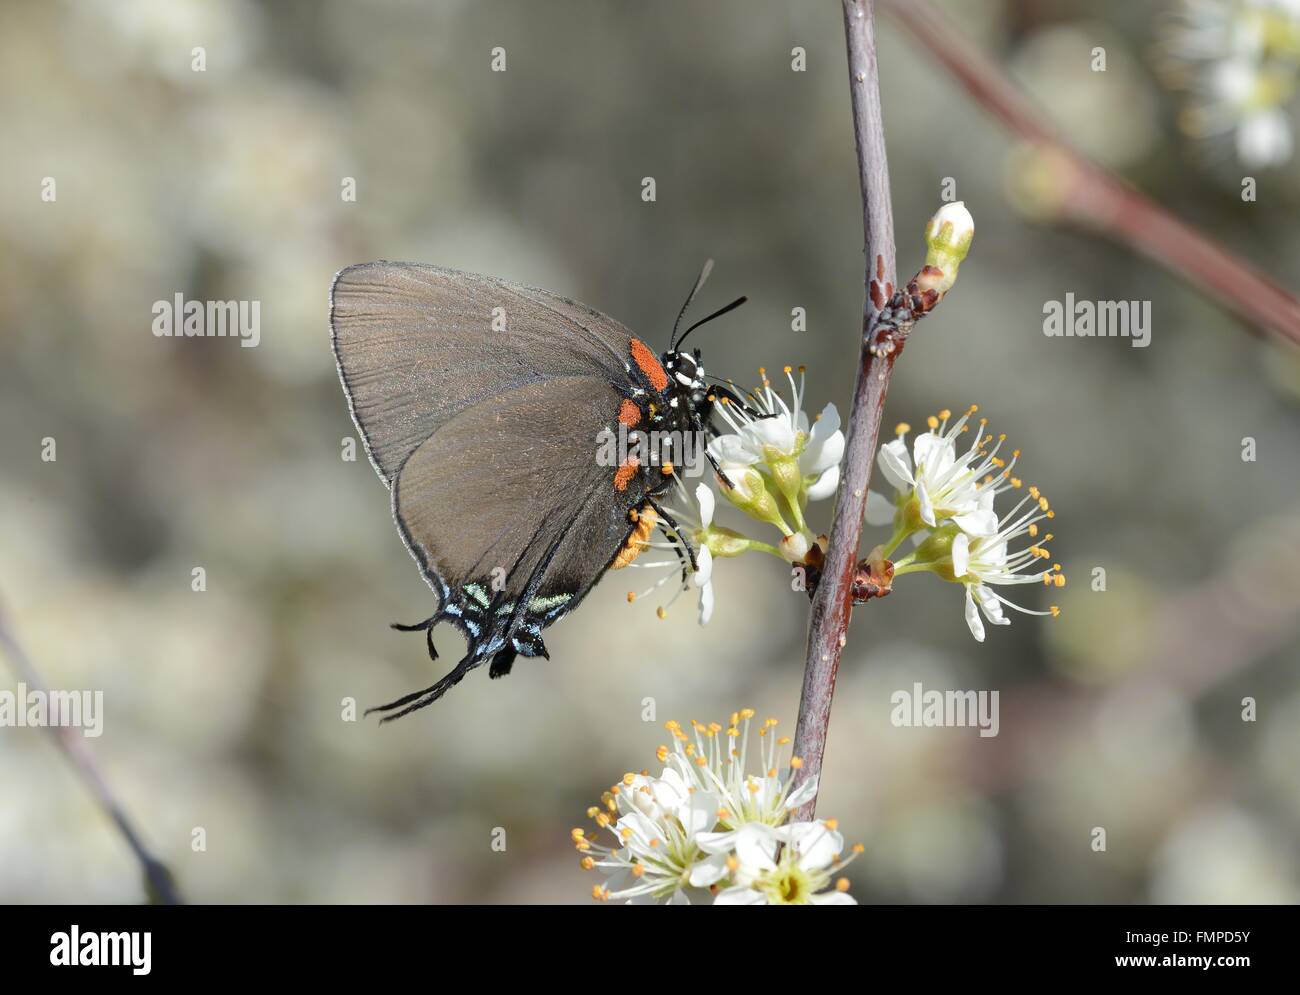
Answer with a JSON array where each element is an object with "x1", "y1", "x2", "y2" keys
[
  {"x1": 975, "y1": 584, "x2": 1010, "y2": 626},
  {"x1": 697, "y1": 579, "x2": 714, "y2": 626},
  {"x1": 708, "y1": 433, "x2": 757, "y2": 468},
  {"x1": 694, "y1": 546, "x2": 713, "y2": 586},
  {"x1": 964, "y1": 586, "x2": 986, "y2": 642},
  {"x1": 916, "y1": 480, "x2": 937, "y2": 527},
  {"x1": 951, "y1": 508, "x2": 999, "y2": 536},
  {"x1": 801, "y1": 404, "x2": 844, "y2": 475},
  {"x1": 877, "y1": 439, "x2": 914, "y2": 491},
  {"x1": 687, "y1": 853, "x2": 729, "y2": 887},
  {"x1": 783, "y1": 774, "x2": 819, "y2": 811},
  {"x1": 776, "y1": 820, "x2": 843, "y2": 872},
  {"x1": 810, "y1": 891, "x2": 857, "y2": 905},
  {"x1": 695, "y1": 483, "x2": 715, "y2": 528},
  {"x1": 805, "y1": 464, "x2": 839, "y2": 501},
  {"x1": 712, "y1": 886, "x2": 768, "y2": 905},
  {"x1": 951, "y1": 531, "x2": 970, "y2": 579}
]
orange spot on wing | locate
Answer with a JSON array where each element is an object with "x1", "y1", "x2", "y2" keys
[
  {"x1": 630, "y1": 339, "x2": 668, "y2": 393},
  {"x1": 618, "y1": 399, "x2": 641, "y2": 427},
  {"x1": 614, "y1": 456, "x2": 640, "y2": 492}
]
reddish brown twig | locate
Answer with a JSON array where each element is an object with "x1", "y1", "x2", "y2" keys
[{"x1": 882, "y1": 0, "x2": 1300, "y2": 349}]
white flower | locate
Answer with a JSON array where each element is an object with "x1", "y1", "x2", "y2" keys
[
  {"x1": 1237, "y1": 106, "x2": 1294, "y2": 163},
  {"x1": 577, "y1": 709, "x2": 865, "y2": 905},
  {"x1": 702, "y1": 821, "x2": 858, "y2": 905},
  {"x1": 620, "y1": 482, "x2": 716, "y2": 625},
  {"x1": 869, "y1": 407, "x2": 1067, "y2": 642},
  {"x1": 1157, "y1": 0, "x2": 1300, "y2": 167},
  {"x1": 866, "y1": 406, "x2": 1008, "y2": 536},
  {"x1": 659, "y1": 709, "x2": 818, "y2": 829},
  {"x1": 578, "y1": 768, "x2": 728, "y2": 904},
  {"x1": 709, "y1": 365, "x2": 844, "y2": 501},
  {"x1": 948, "y1": 482, "x2": 1065, "y2": 642}
]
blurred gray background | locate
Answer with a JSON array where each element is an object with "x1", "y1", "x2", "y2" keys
[{"x1": 1, "y1": 0, "x2": 1298, "y2": 903}]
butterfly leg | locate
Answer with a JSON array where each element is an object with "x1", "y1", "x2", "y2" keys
[
  {"x1": 646, "y1": 496, "x2": 698, "y2": 574},
  {"x1": 391, "y1": 614, "x2": 440, "y2": 661}
]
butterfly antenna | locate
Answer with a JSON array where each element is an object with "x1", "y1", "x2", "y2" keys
[
  {"x1": 673, "y1": 295, "x2": 748, "y2": 351},
  {"x1": 670, "y1": 259, "x2": 715, "y2": 349}
]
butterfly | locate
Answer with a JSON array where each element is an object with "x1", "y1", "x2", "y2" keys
[{"x1": 330, "y1": 261, "x2": 748, "y2": 719}]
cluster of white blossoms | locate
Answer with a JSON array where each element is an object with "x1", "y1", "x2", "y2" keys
[
  {"x1": 1158, "y1": 0, "x2": 1300, "y2": 166},
  {"x1": 865, "y1": 406, "x2": 1065, "y2": 642},
  {"x1": 623, "y1": 367, "x2": 845, "y2": 625},
  {"x1": 574, "y1": 709, "x2": 862, "y2": 905}
]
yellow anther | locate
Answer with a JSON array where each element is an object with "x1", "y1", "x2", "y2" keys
[
  {"x1": 836, "y1": 878, "x2": 851, "y2": 892},
  {"x1": 740, "y1": 708, "x2": 755, "y2": 719},
  {"x1": 656, "y1": 606, "x2": 667, "y2": 620},
  {"x1": 777, "y1": 736, "x2": 790, "y2": 745},
  {"x1": 632, "y1": 864, "x2": 646, "y2": 877},
  {"x1": 852, "y1": 843, "x2": 866, "y2": 853},
  {"x1": 581, "y1": 856, "x2": 595, "y2": 870},
  {"x1": 938, "y1": 408, "x2": 952, "y2": 420},
  {"x1": 790, "y1": 756, "x2": 804, "y2": 769},
  {"x1": 825, "y1": 818, "x2": 839, "y2": 830},
  {"x1": 1050, "y1": 606, "x2": 1061, "y2": 617},
  {"x1": 1054, "y1": 574, "x2": 1066, "y2": 587},
  {"x1": 783, "y1": 365, "x2": 792, "y2": 374},
  {"x1": 927, "y1": 415, "x2": 939, "y2": 430},
  {"x1": 571, "y1": 828, "x2": 586, "y2": 841},
  {"x1": 626, "y1": 592, "x2": 635, "y2": 603},
  {"x1": 586, "y1": 806, "x2": 599, "y2": 819},
  {"x1": 895, "y1": 422, "x2": 911, "y2": 435},
  {"x1": 1028, "y1": 524, "x2": 1038, "y2": 537}
]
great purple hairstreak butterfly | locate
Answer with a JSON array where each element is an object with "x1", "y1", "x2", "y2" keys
[{"x1": 330, "y1": 261, "x2": 748, "y2": 720}]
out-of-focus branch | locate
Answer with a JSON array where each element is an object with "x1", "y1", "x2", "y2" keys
[
  {"x1": 0, "y1": 601, "x2": 183, "y2": 905},
  {"x1": 883, "y1": 0, "x2": 1300, "y2": 349},
  {"x1": 791, "y1": 0, "x2": 898, "y2": 821}
]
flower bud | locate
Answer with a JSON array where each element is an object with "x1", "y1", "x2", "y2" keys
[
  {"x1": 922, "y1": 200, "x2": 974, "y2": 295},
  {"x1": 719, "y1": 466, "x2": 789, "y2": 533}
]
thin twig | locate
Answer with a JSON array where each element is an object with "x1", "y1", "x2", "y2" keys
[
  {"x1": 0, "y1": 601, "x2": 183, "y2": 905},
  {"x1": 791, "y1": 0, "x2": 898, "y2": 821},
  {"x1": 883, "y1": 0, "x2": 1300, "y2": 349}
]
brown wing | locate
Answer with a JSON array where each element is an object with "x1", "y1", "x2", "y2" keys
[{"x1": 330, "y1": 261, "x2": 639, "y2": 488}]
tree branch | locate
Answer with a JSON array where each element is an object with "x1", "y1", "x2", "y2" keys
[
  {"x1": 0, "y1": 601, "x2": 183, "y2": 904},
  {"x1": 883, "y1": 0, "x2": 1300, "y2": 349},
  {"x1": 791, "y1": 0, "x2": 897, "y2": 821}
]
